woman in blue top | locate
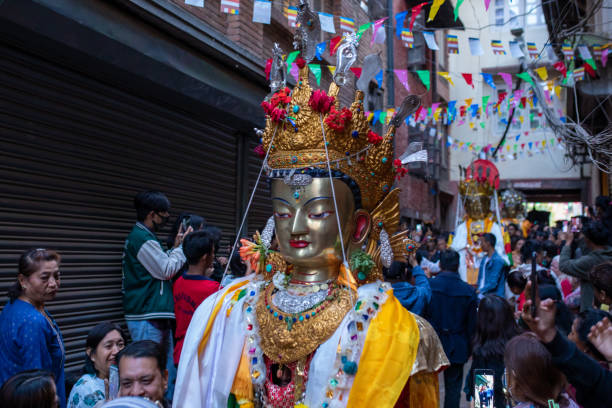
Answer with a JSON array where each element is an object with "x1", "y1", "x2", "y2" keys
[{"x1": 0, "y1": 248, "x2": 66, "y2": 407}]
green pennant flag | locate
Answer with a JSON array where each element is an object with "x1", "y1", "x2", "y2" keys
[
  {"x1": 356, "y1": 22, "x2": 372, "y2": 40},
  {"x1": 550, "y1": 138, "x2": 554, "y2": 145},
  {"x1": 529, "y1": 112, "x2": 534, "y2": 123},
  {"x1": 308, "y1": 64, "x2": 322, "y2": 86},
  {"x1": 586, "y1": 58, "x2": 597, "y2": 71},
  {"x1": 514, "y1": 144, "x2": 518, "y2": 151},
  {"x1": 466, "y1": 142, "x2": 472, "y2": 146},
  {"x1": 516, "y1": 72, "x2": 535, "y2": 88},
  {"x1": 379, "y1": 110, "x2": 387, "y2": 124},
  {"x1": 482, "y1": 95, "x2": 490, "y2": 115},
  {"x1": 286, "y1": 51, "x2": 300, "y2": 74},
  {"x1": 416, "y1": 70, "x2": 430, "y2": 90},
  {"x1": 454, "y1": 0, "x2": 464, "y2": 21},
  {"x1": 480, "y1": 121, "x2": 485, "y2": 129}
]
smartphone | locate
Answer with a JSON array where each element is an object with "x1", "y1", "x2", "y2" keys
[
  {"x1": 108, "y1": 364, "x2": 119, "y2": 400},
  {"x1": 416, "y1": 224, "x2": 422, "y2": 233},
  {"x1": 570, "y1": 216, "x2": 581, "y2": 233},
  {"x1": 474, "y1": 369, "x2": 495, "y2": 408},
  {"x1": 562, "y1": 220, "x2": 568, "y2": 233},
  {"x1": 181, "y1": 215, "x2": 191, "y2": 232},
  {"x1": 529, "y1": 252, "x2": 538, "y2": 318}
]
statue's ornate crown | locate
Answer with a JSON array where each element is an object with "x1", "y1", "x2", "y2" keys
[
  {"x1": 261, "y1": 64, "x2": 394, "y2": 211},
  {"x1": 459, "y1": 179, "x2": 496, "y2": 197}
]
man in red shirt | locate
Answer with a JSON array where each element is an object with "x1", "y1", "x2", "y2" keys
[{"x1": 173, "y1": 230, "x2": 219, "y2": 365}]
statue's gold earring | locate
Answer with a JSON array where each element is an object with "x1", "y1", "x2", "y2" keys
[{"x1": 351, "y1": 210, "x2": 371, "y2": 245}]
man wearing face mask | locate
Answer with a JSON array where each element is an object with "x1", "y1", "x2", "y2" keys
[{"x1": 122, "y1": 190, "x2": 191, "y2": 402}]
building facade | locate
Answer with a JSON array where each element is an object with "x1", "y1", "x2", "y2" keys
[{"x1": 0, "y1": 0, "x2": 382, "y2": 375}]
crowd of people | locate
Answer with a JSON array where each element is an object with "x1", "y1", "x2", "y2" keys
[{"x1": 1, "y1": 190, "x2": 611, "y2": 408}]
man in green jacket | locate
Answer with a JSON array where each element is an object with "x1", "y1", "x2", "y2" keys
[
  {"x1": 560, "y1": 220, "x2": 612, "y2": 311},
  {"x1": 122, "y1": 190, "x2": 191, "y2": 401}
]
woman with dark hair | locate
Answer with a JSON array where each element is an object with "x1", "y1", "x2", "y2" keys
[
  {"x1": 0, "y1": 248, "x2": 66, "y2": 407},
  {"x1": 67, "y1": 322, "x2": 126, "y2": 407},
  {"x1": 0, "y1": 369, "x2": 59, "y2": 408},
  {"x1": 464, "y1": 295, "x2": 522, "y2": 408},
  {"x1": 505, "y1": 333, "x2": 578, "y2": 407},
  {"x1": 569, "y1": 309, "x2": 611, "y2": 363}
]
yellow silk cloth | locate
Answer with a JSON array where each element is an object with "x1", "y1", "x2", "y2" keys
[
  {"x1": 347, "y1": 291, "x2": 420, "y2": 407},
  {"x1": 198, "y1": 280, "x2": 250, "y2": 357},
  {"x1": 465, "y1": 217, "x2": 494, "y2": 285}
]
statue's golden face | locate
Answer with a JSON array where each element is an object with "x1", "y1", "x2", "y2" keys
[
  {"x1": 465, "y1": 194, "x2": 491, "y2": 220},
  {"x1": 271, "y1": 178, "x2": 355, "y2": 277}
]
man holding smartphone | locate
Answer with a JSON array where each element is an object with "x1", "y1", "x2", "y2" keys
[
  {"x1": 122, "y1": 190, "x2": 192, "y2": 401},
  {"x1": 560, "y1": 220, "x2": 612, "y2": 311}
]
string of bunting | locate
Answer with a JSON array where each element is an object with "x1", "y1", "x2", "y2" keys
[{"x1": 184, "y1": 0, "x2": 610, "y2": 65}]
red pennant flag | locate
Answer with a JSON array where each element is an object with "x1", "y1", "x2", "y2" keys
[
  {"x1": 350, "y1": 67, "x2": 362, "y2": 78},
  {"x1": 553, "y1": 61, "x2": 567, "y2": 77},
  {"x1": 521, "y1": 143, "x2": 525, "y2": 149},
  {"x1": 459, "y1": 105, "x2": 466, "y2": 116},
  {"x1": 520, "y1": 97, "x2": 527, "y2": 108},
  {"x1": 414, "y1": 106, "x2": 424, "y2": 121},
  {"x1": 410, "y1": 2, "x2": 427, "y2": 31},
  {"x1": 584, "y1": 62, "x2": 596, "y2": 78},
  {"x1": 265, "y1": 58, "x2": 272, "y2": 81},
  {"x1": 497, "y1": 91, "x2": 507, "y2": 105},
  {"x1": 461, "y1": 73, "x2": 474, "y2": 88},
  {"x1": 329, "y1": 36, "x2": 342, "y2": 56}
]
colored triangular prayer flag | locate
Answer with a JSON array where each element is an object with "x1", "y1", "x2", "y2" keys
[
  {"x1": 375, "y1": 70, "x2": 383, "y2": 88},
  {"x1": 395, "y1": 11, "x2": 408, "y2": 37},
  {"x1": 265, "y1": 58, "x2": 272, "y2": 80},
  {"x1": 482, "y1": 95, "x2": 490, "y2": 112},
  {"x1": 484, "y1": 0, "x2": 491, "y2": 11},
  {"x1": 371, "y1": 17, "x2": 388, "y2": 46},
  {"x1": 428, "y1": 0, "x2": 446, "y2": 22},
  {"x1": 454, "y1": 0, "x2": 464, "y2": 21},
  {"x1": 462, "y1": 73, "x2": 474, "y2": 88},
  {"x1": 315, "y1": 42, "x2": 326, "y2": 60},
  {"x1": 356, "y1": 22, "x2": 372, "y2": 39},
  {"x1": 394, "y1": 69, "x2": 411, "y2": 91},
  {"x1": 410, "y1": 2, "x2": 427, "y2": 31},
  {"x1": 327, "y1": 65, "x2": 336, "y2": 76},
  {"x1": 438, "y1": 72, "x2": 454, "y2": 86},
  {"x1": 350, "y1": 67, "x2": 362, "y2": 78},
  {"x1": 535, "y1": 67, "x2": 548, "y2": 81},
  {"x1": 499, "y1": 72, "x2": 513, "y2": 89},
  {"x1": 516, "y1": 72, "x2": 535, "y2": 87},
  {"x1": 286, "y1": 51, "x2": 300, "y2": 74},
  {"x1": 308, "y1": 64, "x2": 321, "y2": 86},
  {"x1": 329, "y1": 36, "x2": 342, "y2": 56},
  {"x1": 481, "y1": 73, "x2": 496, "y2": 89},
  {"x1": 416, "y1": 70, "x2": 430, "y2": 90}
]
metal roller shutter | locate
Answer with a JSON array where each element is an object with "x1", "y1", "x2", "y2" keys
[{"x1": 0, "y1": 41, "x2": 241, "y2": 373}]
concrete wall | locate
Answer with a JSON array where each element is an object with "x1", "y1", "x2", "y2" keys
[{"x1": 447, "y1": 0, "x2": 581, "y2": 182}]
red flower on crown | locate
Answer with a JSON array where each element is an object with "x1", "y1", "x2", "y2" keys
[
  {"x1": 295, "y1": 57, "x2": 306, "y2": 69},
  {"x1": 309, "y1": 90, "x2": 335, "y2": 113},
  {"x1": 254, "y1": 144, "x2": 266, "y2": 158},
  {"x1": 367, "y1": 130, "x2": 383, "y2": 145},
  {"x1": 324, "y1": 107, "x2": 353, "y2": 131},
  {"x1": 270, "y1": 87, "x2": 292, "y2": 107}
]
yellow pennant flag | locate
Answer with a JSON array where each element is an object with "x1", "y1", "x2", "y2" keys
[
  {"x1": 518, "y1": 116, "x2": 524, "y2": 124},
  {"x1": 554, "y1": 85, "x2": 562, "y2": 99},
  {"x1": 386, "y1": 108, "x2": 395, "y2": 123},
  {"x1": 535, "y1": 67, "x2": 548, "y2": 81},
  {"x1": 327, "y1": 65, "x2": 336, "y2": 76},
  {"x1": 469, "y1": 122, "x2": 475, "y2": 129},
  {"x1": 465, "y1": 98, "x2": 472, "y2": 107},
  {"x1": 528, "y1": 98, "x2": 534, "y2": 108},
  {"x1": 433, "y1": 107, "x2": 442, "y2": 122},
  {"x1": 438, "y1": 72, "x2": 454, "y2": 86},
  {"x1": 428, "y1": 0, "x2": 446, "y2": 22},
  {"x1": 367, "y1": 112, "x2": 374, "y2": 121},
  {"x1": 506, "y1": 145, "x2": 511, "y2": 152},
  {"x1": 542, "y1": 140, "x2": 547, "y2": 147}
]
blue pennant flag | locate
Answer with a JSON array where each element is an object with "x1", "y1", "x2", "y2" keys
[
  {"x1": 373, "y1": 110, "x2": 381, "y2": 124},
  {"x1": 532, "y1": 94, "x2": 538, "y2": 107},
  {"x1": 470, "y1": 104, "x2": 479, "y2": 118},
  {"x1": 315, "y1": 42, "x2": 326, "y2": 60},
  {"x1": 515, "y1": 134, "x2": 520, "y2": 141},
  {"x1": 481, "y1": 73, "x2": 496, "y2": 89},
  {"x1": 375, "y1": 70, "x2": 383, "y2": 88},
  {"x1": 395, "y1": 11, "x2": 408, "y2": 38}
]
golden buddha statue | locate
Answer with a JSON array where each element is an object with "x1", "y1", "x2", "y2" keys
[
  {"x1": 500, "y1": 188, "x2": 530, "y2": 238},
  {"x1": 450, "y1": 160, "x2": 508, "y2": 284},
  {"x1": 173, "y1": 10, "x2": 447, "y2": 407}
]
